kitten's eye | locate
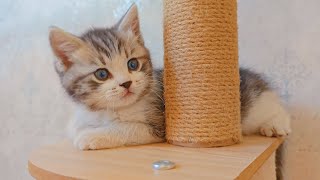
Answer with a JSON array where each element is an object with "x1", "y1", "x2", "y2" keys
[
  {"x1": 127, "y1": 58, "x2": 139, "y2": 71},
  {"x1": 94, "y1": 68, "x2": 109, "y2": 81}
]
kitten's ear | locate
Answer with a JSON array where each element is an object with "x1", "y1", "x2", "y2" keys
[
  {"x1": 49, "y1": 27, "x2": 84, "y2": 70},
  {"x1": 115, "y1": 4, "x2": 143, "y2": 44}
]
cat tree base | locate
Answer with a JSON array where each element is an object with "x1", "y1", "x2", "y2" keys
[{"x1": 28, "y1": 136, "x2": 283, "y2": 180}]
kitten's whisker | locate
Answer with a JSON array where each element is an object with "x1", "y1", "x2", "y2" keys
[
  {"x1": 150, "y1": 89, "x2": 164, "y2": 103},
  {"x1": 150, "y1": 78, "x2": 164, "y2": 85},
  {"x1": 112, "y1": 100, "x2": 115, "y2": 113}
]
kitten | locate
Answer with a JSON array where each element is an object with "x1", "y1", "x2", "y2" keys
[{"x1": 49, "y1": 4, "x2": 291, "y2": 150}]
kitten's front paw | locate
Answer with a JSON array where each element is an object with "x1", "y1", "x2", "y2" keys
[
  {"x1": 74, "y1": 133, "x2": 101, "y2": 150},
  {"x1": 73, "y1": 131, "x2": 116, "y2": 150},
  {"x1": 260, "y1": 115, "x2": 291, "y2": 137}
]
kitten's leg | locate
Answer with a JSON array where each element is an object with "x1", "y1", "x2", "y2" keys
[
  {"x1": 73, "y1": 122, "x2": 164, "y2": 150},
  {"x1": 242, "y1": 91, "x2": 291, "y2": 137}
]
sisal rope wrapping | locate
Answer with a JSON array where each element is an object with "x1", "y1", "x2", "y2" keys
[{"x1": 163, "y1": 0, "x2": 242, "y2": 147}]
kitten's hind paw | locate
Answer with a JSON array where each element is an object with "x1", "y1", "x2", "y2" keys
[{"x1": 259, "y1": 118, "x2": 291, "y2": 137}]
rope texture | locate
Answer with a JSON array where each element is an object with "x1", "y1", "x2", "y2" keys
[{"x1": 164, "y1": 0, "x2": 242, "y2": 147}]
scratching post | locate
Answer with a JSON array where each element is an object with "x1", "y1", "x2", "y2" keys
[{"x1": 163, "y1": 0, "x2": 242, "y2": 147}]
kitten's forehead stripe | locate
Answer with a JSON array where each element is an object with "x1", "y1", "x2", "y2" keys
[
  {"x1": 97, "y1": 55, "x2": 106, "y2": 65},
  {"x1": 124, "y1": 47, "x2": 128, "y2": 58},
  {"x1": 130, "y1": 47, "x2": 136, "y2": 55},
  {"x1": 81, "y1": 28, "x2": 133, "y2": 63},
  {"x1": 81, "y1": 29, "x2": 116, "y2": 62},
  {"x1": 99, "y1": 37, "x2": 113, "y2": 59},
  {"x1": 82, "y1": 36, "x2": 110, "y2": 61},
  {"x1": 107, "y1": 31, "x2": 118, "y2": 53},
  {"x1": 117, "y1": 38, "x2": 123, "y2": 56}
]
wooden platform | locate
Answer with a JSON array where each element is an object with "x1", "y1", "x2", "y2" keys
[{"x1": 28, "y1": 136, "x2": 283, "y2": 180}]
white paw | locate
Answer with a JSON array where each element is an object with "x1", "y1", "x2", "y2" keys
[
  {"x1": 259, "y1": 116, "x2": 291, "y2": 137},
  {"x1": 74, "y1": 133, "x2": 101, "y2": 150},
  {"x1": 73, "y1": 131, "x2": 116, "y2": 150}
]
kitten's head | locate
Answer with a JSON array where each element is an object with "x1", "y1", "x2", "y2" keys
[{"x1": 49, "y1": 4, "x2": 153, "y2": 111}]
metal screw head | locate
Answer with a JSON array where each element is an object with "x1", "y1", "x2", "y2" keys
[{"x1": 152, "y1": 160, "x2": 176, "y2": 170}]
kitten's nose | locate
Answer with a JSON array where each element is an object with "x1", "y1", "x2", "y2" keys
[{"x1": 119, "y1": 81, "x2": 132, "y2": 89}]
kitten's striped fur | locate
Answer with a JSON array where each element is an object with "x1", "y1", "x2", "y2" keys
[{"x1": 49, "y1": 4, "x2": 290, "y2": 150}]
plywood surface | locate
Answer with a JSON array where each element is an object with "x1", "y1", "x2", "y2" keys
[{"x1": 28, "y1": 136, "x2": 283, "y2": 180}]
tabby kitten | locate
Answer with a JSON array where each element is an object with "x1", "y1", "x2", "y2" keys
[{"x1": 49, "y1": 4, "x2": 291, "y2": 150}]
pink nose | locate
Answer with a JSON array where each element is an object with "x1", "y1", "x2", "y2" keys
[{"x1": 119, "y1": 81, "x2": 132, "y2": 89}]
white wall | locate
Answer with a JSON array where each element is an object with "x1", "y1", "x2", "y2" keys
[
  {"x1": 0, "y1": 1, "x2": 163, "y2": 179},
  {"x1": 0, "y1": 0, "x2": 319, "y2": 179},
  {"x1": 239, "y1": 0, "x2": 320, "y2": 179}
]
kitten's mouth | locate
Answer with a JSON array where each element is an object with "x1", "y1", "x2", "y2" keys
[{"x1": 121, "y1": 90, "x2": 134, "y2": 99}]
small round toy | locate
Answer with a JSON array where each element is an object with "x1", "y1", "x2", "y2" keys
[{"x1": 152, "y1": 160, "x2": 176, "y2": 170}]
